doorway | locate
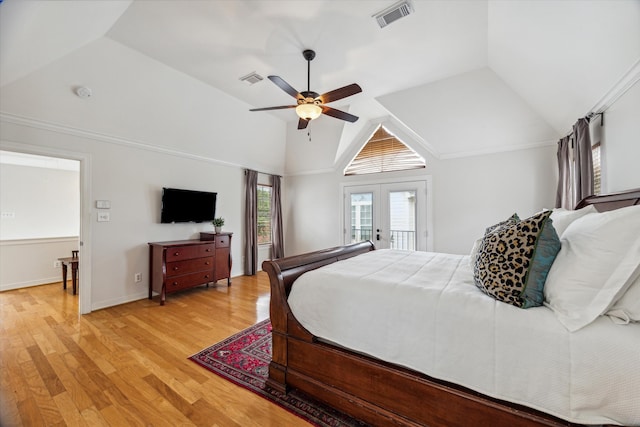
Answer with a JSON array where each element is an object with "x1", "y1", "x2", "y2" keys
[
  {"x1": 342, "y1": 179, "x2": 429, "y2": 251},
  {"x1": 0, "y1": 142, "x2": 92, "y2": 314}
]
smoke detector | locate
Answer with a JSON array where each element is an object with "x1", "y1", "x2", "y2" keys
[
  {"x1": 373, "y1": 0, "x2": 413, "y2": 28},
  {"x1": 75, "y1": 86, "x2": 92, "y2": 99},
  {"x1": 239, "y1": 72, "x2": 264, "y2": 85}
]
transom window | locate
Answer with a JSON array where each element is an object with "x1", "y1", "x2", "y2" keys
[{"x1": 344, "y1": 125, "x2": 425, "y2": 176}]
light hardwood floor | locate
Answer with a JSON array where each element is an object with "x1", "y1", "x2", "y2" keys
[{"x1": 0, "y1": 274, "x2": 311, "y2": 426}]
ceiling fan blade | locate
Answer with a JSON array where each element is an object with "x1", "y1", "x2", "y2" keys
[
  {"x1": 268, "y1": 76, "x2": 301, "y2": 99},
  {"x1": 298, "y1": 118, "x2": 310, "y2": 130},
  {"x1": 249, "y1": 105, "x2": 296, "y2": 112},
  {"x1": 321, "y1": 106, "x2": 359, "y2": 123},
  {"x1": 317, "y1": 83, "x2": 362, "y2": 104}
]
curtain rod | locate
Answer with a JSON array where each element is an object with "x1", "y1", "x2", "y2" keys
[
  {"x1": 244, "y1": 169, "x2": 282, "y2": 178},
  {"x1": 561, "y1": 111, "x2": 605, "y2": 139}
]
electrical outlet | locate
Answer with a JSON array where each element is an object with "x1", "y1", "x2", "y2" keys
[
  {"x1": 134, "y1": 273, "x2": 142, "y2": 283},
  {"x1": 54, "y1": 260, "x2": 61, "y2": 268}
]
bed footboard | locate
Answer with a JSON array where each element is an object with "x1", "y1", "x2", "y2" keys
[{"x1": 261, "y1": 240, "x2": 375, "y2": 393}]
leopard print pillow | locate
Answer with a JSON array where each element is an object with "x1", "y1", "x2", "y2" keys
[
  {"x1": 473, "y1": 211, "x2": 560, "y2": 308},
  {"x1": 485, "y1": 213, "x2": 520, "y2": 234}
]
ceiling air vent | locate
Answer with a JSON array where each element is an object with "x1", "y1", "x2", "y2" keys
[
  {"x1": 239, "y1": 72, "x2": 264, "y2": 85},
  {"x1": 373, "y1": 0, "x2": 413, "y2": 28}
]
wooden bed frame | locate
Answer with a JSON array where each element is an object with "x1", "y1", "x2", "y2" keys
[{"x1": 262, "y1": 189, "x2": 640, "y2": 427}]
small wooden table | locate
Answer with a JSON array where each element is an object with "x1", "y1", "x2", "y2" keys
[{"x1": 58, "y1": 256, "x2": 79, "y2": 295}]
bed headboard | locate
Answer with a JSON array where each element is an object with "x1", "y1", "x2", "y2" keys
[{"x1": 575, "y1": 188, "x2": 640, "y2": 212}]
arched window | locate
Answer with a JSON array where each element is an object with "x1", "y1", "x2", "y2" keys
[{"x1": 344, "y1": 125, "x2": 425, "y2": 175}]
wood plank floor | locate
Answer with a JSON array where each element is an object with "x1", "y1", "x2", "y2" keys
[{"x1": 0, "y1": 274, "x2": 311, "y2": 426}]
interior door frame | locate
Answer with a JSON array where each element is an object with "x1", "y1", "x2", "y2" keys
[
  {"x1": 0, "y1": 140, "x2": 93, "y2": 315},
  {"x1": 340, "y1": 175, "x2": 433, "y2": 251}
]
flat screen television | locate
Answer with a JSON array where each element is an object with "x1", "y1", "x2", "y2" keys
[{"x1": 160, "y1": 187, "x2": 217, "y2": 223}]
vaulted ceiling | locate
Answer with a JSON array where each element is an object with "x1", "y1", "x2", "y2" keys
[{"x1": 1, "y1": 0, "x2": 638, "y2": 162}]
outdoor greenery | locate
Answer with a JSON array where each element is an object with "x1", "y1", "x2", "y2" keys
[{"x1": 257, "y1": 185, "x2": 271, "y2": 245}]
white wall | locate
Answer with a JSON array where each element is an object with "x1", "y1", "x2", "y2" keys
[
  {"x1": 602, "y1": 81, "x2": 640, "y2": 193},
  {"x1": 0, "y1": 163, "x2": 79, "y2": 239},
  {"x1": 429, "y1": 145, "x2": 556, "y2": 254},
  {"x1": 0, "y1": 160, "x2": 81, "y2": 290},
  {"x1": 0, "y1": 237, "x2": 78, "y2": 291}
]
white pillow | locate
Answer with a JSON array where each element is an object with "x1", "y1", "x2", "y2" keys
[
  {"x1": 544, "y1": 204, "x2": 640, "y2": 331},
  {"x1": 549, "y1": 204, "x2": 597, "y2": 237},
  {"x1": 606, "y1": 270, "x2": 640, "y2": 324},
  {"x1": 468, "y1": 238, "x2": 482, "y2": 267}
]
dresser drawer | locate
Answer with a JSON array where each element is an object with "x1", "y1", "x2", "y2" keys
[
  {"x1": 165, "y1": 244, "x2": 215, "y2": 261},
  {"x1": 166, "y1": 257, "x2": 214, "y2": 277},
  {"x1": 214, "y1": 234, "x2": 230, "y2": 248},
  {"x1": 165, "y1": 271, "x2": 213, "y2": 293}
]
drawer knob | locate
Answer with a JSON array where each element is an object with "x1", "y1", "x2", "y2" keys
[
  {"x1": 205, "y1": 262, "x2": 210, "y2": 265},
  {"x1": 174, "y1": 252, "x2": 180, "y2": 256},
  {"x1": 204, "y1": 275, "x2": 209, "y2": 279},
  {"x1": 205, "y1": 248, "x2": 212, "y2": 252},
  {"x1": 172, "y1": 281, "x2": 178, "y2": 286},
  {"x1": 173, "y1": 267, "x2": 179, "y2": 271}
]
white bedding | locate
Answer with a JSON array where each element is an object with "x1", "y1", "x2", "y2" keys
[{"x1": 288, "y1": 249, "x2": 640, "y2": 426}]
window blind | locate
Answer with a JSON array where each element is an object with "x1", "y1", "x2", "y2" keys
[{"x1": 344, "y1": 126, "x2": 425, "y2": 175}]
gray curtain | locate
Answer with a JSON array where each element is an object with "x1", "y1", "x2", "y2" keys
[
  {"x1": 572, "y1": 118, "x2": 594, "y2": 207},
  {"x1": 555, "y1": 117, "x2": 594, "y2": 209},
  {"x1": 555, "y1": 135, "x2": 572, "y2": 209},
  {"x1": 244, "y1": 169, "x2": 258, "y2": 275},
  {"x1": 270, "y1": 175, "x2": 284, "y2": 259}
]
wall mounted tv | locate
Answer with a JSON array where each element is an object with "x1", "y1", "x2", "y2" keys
[{"x1": 160, "y1": 187, "x2": 217, "y2": 224}]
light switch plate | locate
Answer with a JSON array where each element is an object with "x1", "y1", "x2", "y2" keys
[
  {"x1": 96, "y1": 200, "x2": 111, "y2": 209},
  {"x1": 97, "y1": 212, "x2": 110, "y2": 222}
]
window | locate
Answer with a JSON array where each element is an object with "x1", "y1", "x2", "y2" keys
[
  {"x1": 344, "y1": 125, "x2": 425, "y2": 175},
  {"x1": 592, "y1": 142, "x2": 601, "y2": 195},
  {"x1": 350, "y1": 193, "x2": 373, "y2": 242},
  {"x1": 257, "y1": 184, "x2": 272, "y2": 245}
]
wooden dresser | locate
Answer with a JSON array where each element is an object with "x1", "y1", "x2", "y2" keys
[{"x1": 148, "y1": 232, "x2": 232, "y2": 305}]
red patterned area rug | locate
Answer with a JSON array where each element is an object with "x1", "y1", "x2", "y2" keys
[{"x1": 189, "y1": 319, "x2": 368, "y2": 427}]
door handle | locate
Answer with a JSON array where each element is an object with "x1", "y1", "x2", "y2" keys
[{"x1": 376, "y1": 229, "x2": 380, "y2": 241}]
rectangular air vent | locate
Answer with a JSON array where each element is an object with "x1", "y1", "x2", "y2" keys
[
  {"x1": 239, "y1": 72, "x2": 264, "y2": 85},
  {"x1": 373, "y1": 0, "x2": 413, "y2": 28}
]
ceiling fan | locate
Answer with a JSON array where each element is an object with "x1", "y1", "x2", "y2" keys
[{"x1": 250, "y1": 49, "x2": 362, "y2": 130}]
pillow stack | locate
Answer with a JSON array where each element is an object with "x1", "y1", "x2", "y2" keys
[
  {"x1": 473, "y1": 211, "x2": 560, "y2": 309},
  {"x1": 543, "y1": 204, "x2": 640, "y2": 331},
  {"x1": 472, "y1": 204, "x2": 640, "y2": 331}
]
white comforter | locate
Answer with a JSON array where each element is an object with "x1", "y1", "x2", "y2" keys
[{"x1": 288, "y1": 249, "x2": 640, "y2": 426}]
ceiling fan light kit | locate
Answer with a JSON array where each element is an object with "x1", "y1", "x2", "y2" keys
[
  {"x1": 296, "y1": 103, "x2": 322, "y2": 120},
  {"x1": 250, "y1": 49, "x2": 362, "y2": 130}
]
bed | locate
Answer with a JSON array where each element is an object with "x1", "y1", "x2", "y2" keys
[{"x1": 262, "y1": 189, "x2": 640, "y2": 427}]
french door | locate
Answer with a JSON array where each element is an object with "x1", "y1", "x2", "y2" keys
[{"x1": 343, "y1": 180, "x2": 427, "y2": 251}]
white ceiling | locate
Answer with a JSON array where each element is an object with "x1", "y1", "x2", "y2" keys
[{"x1": 1, "y1": 0, "x2": 638, "y2": 160}]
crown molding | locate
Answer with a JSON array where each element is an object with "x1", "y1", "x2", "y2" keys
[
  {"x1": 589, "y1": 58, "x2": 640, "y2": 115},
  {"x1": 439, "y1": 139, "x2": 557, "y2": 160},
  {"x1": 0, "y1": 112, "x2": 283, "y2": 176}
]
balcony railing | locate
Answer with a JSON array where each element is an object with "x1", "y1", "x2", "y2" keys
[
  {"x1": 351, "y1": 228, "x2": 416, "y2": 251},
  {"x1": 390, "y1": 230, "x2": 416, "y2": 250},
  {"x1": 351, "y1": 228, "x2": 373, "y2": 242}
]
